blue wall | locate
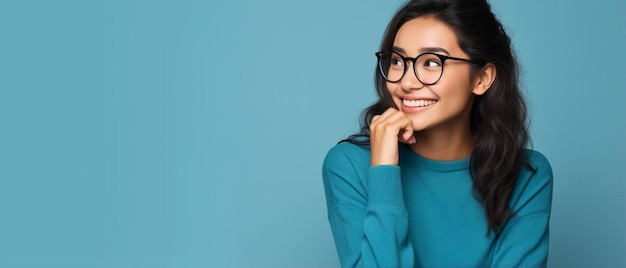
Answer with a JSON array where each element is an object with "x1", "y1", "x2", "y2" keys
[{"x1": 1, "y1": 0, "x2": 624, "y2": 267}]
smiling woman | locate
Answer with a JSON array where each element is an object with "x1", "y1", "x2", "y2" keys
[{"x1": 322, "y1": 0, "x2": 553, "y2": 267}]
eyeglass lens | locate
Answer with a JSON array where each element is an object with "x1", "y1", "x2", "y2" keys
[{"x1": 378, "y1": 51, "x2": 444, "y2": 84}]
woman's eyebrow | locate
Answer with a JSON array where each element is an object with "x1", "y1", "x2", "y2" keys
[
  {"x1": 391, "y1": 46, "x2": 450, "y2": 55},
  {"x1": 391, "y1": 46, "x2": 406, "y2": 54},
  {"x1": 419, "y1": 47, "x2": 450, "y2": 55}
]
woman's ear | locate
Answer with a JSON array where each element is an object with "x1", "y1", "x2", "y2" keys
[{"x1": 472, "y1": 63, "x2": 496, "y2": 96}]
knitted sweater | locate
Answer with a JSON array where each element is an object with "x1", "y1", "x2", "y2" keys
[{"x1": 322, "y1": 141, "x2": 553, "y2": 267}]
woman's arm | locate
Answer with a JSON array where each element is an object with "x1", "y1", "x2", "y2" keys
[
  {"x1": 322, "y1": 144, "x2": 414, "y2": 267},
  {"x1": 490, "y1": 151, "x2": 553, "y2": 267}
]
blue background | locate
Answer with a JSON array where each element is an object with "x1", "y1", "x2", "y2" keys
[{"x1": 1, "y1": 0, "x2": 624, "y2": 267}]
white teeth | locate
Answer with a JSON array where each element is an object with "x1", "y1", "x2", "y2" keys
[{"x1": 403, "y1": 99, "x2": 437, "y2": 107}]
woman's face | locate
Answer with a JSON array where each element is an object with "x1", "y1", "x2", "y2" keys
[{"x1": 387, "y1": 16, "x2": 481, "y2": 133}]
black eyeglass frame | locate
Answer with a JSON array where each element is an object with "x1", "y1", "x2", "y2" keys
[{"x1": 375, "y1": 51, "x2": 484, "y2": 84}]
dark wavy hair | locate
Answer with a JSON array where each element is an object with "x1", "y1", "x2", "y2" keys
[{"x1": 343, "y1": 0, "x2": 530, "y2": 232}]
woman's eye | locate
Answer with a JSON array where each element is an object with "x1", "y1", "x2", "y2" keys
[
  {"x1": 424, "y1": 60, "x2": 441, "y2": 67},
  {"x1": 391, "y1": 58, "x2": 404, "y2": 66}
]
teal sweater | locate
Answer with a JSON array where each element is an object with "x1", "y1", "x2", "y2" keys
[{"x1": 322, "y1": 141, "x2": 552, "y2": 267}]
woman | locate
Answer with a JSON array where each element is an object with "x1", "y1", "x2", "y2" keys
[{"x1": 322, "y1": 0, "x2": 553, "y2": 267}]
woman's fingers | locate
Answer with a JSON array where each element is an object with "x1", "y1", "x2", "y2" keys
[
  {"x1": 396, "y1": 114, "x2": 415, "y2": 144},
  {"x1": 371, "y1": 108, "x2": 397, "y2": 124},
  {"x1": 399, "y1": 128, "x2": 416, "y2": 144},
  {"x1": 371, "y1": 108, "x2": 415, "y2": 139},
  {"x1": 369, "y1": 108, "x2": 416, "y2": 165}
]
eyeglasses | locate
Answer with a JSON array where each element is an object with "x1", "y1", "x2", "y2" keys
[{"x1": 375, "y1": 51, "x2": 482, "y2": 84}]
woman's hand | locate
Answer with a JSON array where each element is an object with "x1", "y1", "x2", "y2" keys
[{"x1": 369, "y1": 108, "x2": 416, "y2": 166}]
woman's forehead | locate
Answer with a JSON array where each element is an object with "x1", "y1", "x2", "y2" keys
[{"x1": 393, "y1": 17, "x2": 461, "y2": 56}]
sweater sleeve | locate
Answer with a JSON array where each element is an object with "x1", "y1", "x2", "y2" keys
[
  {"x1": 322, "y1": 144, "x2": 414, "y2": 268},
  {"x1": 491, "y1": 151, "x2": 553, "y2": 267}
]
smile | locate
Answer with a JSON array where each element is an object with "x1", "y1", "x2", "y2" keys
[{"x1": 402, "y1": 99, "x2": 437, "y2": 108}]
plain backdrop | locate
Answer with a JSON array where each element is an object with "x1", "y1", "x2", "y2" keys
[{"x1": 1, "y1": 0, "x2": 624, "y2": 267}]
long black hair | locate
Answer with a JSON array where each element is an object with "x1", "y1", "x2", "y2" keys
[{"x1": 344, "y1": 0, "x2": 529, "y2": 232}]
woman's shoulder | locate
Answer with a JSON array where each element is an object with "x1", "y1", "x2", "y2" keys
[
  {"x1": 524, "y1": 149, "x2": 552, "y2": 176},
  {"x1": 322, "y1": 140, "x2": 372, "y2": 195},
  {"x1": 515, "y1": 149, "x2": 553, "y2": 195},
  {"x1": 507, "y1": 149, "x2": 554, "y2": 217},
  {"x1": 323, "y1": 140, "x2": 371, "y2": 168}
]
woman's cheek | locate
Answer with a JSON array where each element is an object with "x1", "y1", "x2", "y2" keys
[{"x1": 386, "y1": 83, "x2": 401, "y2": 107}]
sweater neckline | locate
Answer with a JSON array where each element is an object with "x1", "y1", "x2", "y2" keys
[{"x1": 399, "y1": 144, "x2": 470, "y2": 172}]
